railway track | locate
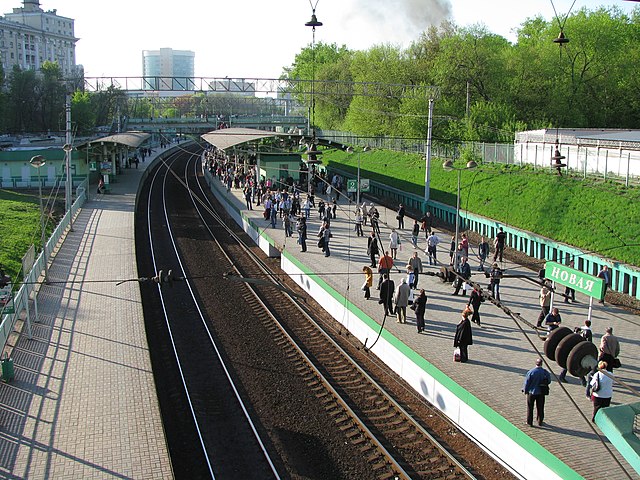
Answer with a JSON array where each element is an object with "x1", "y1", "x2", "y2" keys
[{"x1": 137, "y1": 144, "x2": 486, "y2": 478}]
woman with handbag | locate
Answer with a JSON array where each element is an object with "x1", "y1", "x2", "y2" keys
[
  {"x1": 589, "y1": 361, "x2": 614, "y2": 422},
  {"x1": 453, "y1": 308, "x2": 473, "y2": 362},
  {"x1": 361, "y1": 266, "x2": 373, "y2": 300}
]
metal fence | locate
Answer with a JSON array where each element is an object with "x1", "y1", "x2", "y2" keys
[{"x1": 320, "y1": 130, "x2": 640, "y2": 184}]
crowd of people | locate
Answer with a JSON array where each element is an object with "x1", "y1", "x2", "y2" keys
[{"x1": 205, "y1": 152, "x2": 622, "y2": 431}]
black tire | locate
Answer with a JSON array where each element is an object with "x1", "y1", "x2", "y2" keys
[
  {"x1": 567, "y1": 342, "x2": 599, "y2": 377},
  {"x1": 555, "y1": 333, "x2": 585, "y2": 368},
  {"x1": 543, "y1": 327, "x2": 572, "y2": 361}
]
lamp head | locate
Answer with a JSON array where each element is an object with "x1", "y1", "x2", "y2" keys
[
  {"x1": 62, "y1": 143, "x2": 73, "y2": 152},
  {"x1": 363, "y1": 146, "x2": 371, "y2": 152},
  {"x1": 345, "y1": 146, "x2": 354, "y2": 153},
  {"x1": 553, "y1": 31, "x2": 569, "y2": 45},
  {"x1": 305, "y1": 14, "x2": 323, "y2": 28},
  {"x1": 442, "y1": 160, "x2": 454, "y2": 171},
  {"x1": 30, "y1": 155, "x2": 46, "y2": 168},
  {"x1": 466, "y1": 160, "x2": 478, "y2": 170}
]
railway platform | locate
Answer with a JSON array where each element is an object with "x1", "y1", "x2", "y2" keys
[
  {"x1": 0, "y1": 148, "x2": 173, "y2": 478},
  {"x1": 207, "y1": 171, "x2": 640, "y2": 480}
]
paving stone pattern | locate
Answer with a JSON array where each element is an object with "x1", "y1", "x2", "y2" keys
[{"x1": 0, "y1": 153, "x2": 172, "y2": 479}]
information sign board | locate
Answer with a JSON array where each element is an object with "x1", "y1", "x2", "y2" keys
[{"x1": 544, "y1": 261, "x2": 605, "y2": 300}]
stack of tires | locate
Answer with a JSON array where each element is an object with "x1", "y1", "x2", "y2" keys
[{"x1": 544, "y1": 327, "x2": 598, "y2": 377}]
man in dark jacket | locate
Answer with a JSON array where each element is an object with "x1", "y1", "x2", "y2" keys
[
  {"x1": 522, "y1": 358, "x2": 552, "y2": 426},
  {"x1": 296, "y1": 216, "x2": 307, "y2": 252},
  {"x1": 467, "y1": 285, "x2": 484, "y2": 325},
  {"x1": 379, "y1": 274, "x2": 395, "y2": 317},
  {"x1": 452, "y1": 257, "x2": 471, "y2": 296}
]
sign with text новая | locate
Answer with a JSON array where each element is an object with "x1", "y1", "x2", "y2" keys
[{"x1": 545, "y1": 261, "x2": 605, "y2": 300}]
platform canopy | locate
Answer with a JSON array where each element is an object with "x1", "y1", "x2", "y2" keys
[
  {"x1": 77, "y1": 131, "x2": 151, "y2": 149},
  {"x1": 201, "y1": 127, "x2": 349, "y2": 154},
  {"x1": 201, "y1": 127, "x2": 284, "y2": 151}
]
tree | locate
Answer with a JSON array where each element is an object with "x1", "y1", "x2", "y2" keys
[
  {"x1": 71, "y1": 91, "x2": 96, "y2": 135},
  {"x1": 39, "y1": 61, "x2": 66, "y2": 132},
  {"x1": 7, "y1": 66, "x2": 39, "y2": 133}
]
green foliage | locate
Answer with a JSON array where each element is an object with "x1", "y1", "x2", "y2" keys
[
  {"x1": 282, "y1": 6, "x2": 640, "y2": 142},
  {"x1": 71, "y1": 91, "x2": 96, "y2": 135},
  {"x1": 323, "y1": 150, "x2": 640, "y2": 266}
]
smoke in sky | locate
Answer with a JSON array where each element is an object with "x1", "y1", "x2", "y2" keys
[
  {"x1": 362, "y1": 0, "x2": 452, "y2": 31},
  {"x1": 337, "y1": 0, "x2": 453, "y2": 48}
]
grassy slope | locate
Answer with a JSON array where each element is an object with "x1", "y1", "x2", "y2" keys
[
  {"x1": 0, "y1": 190, "x2": 42, "y2": 282},
  {"x1": 324, "y1": 150, "x2": 640, "y2": 267}
]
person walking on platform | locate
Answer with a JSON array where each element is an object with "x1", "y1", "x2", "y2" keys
[
  {"x1": 589, "y1": 361, "x2": 614, "y2": 422},
  {"x1": 296, "y1": 216, "x2": 307, "y2": 252},
  {"x1": 367, "y1": 231, "x2": 379, "y2": 268},
  {"x1": 536, "y1": 284, "x2": 552, "y2": 327},
  {"x1": 389, "y1": 229, "x2": 400, "y2": 260},
  {"x1": 369, "y1": 206, "x2": 381, "y2": 235},
  {"x1": 394, "y1": 278, "x2": 411, "y2": 323},
  {"x1": 420, "y1": 211, "x2": 433, "y2": 237},
  {"x1": 303, "y1": 197, "x2": 311, "y2": 219},
  {"x1": 362, "y1": 265, "x2": 373, "y2": 300},
  {"x1": 244, "y1": 186, "x2": 253, "y2": 210},
  {"x1": 467, "y1": 285, "x2": 484, "y2": 325},
  {"x1": 413, "y1": 289, "x2": 428, "y2": 333},
  {"x1": 598, "y1": 326, "x2": 620, "y2": 373},
  {"x1": 270, "y1": 203, "x2": 277, "y2": 229},
  {"x1": 426, "y1": 232, "x2": 439, "y2": 265},
  {"x1": 321, "y1": 223, "x2": 332, "y2": 257},
  {"x1": 522, "y1": 358, "x2": 551, "y2": 427},
  {"x1": 410, "y1": 220, "x2": 420, "y2": 248},
  {"x1": 452, "y1": 257, "x2": 471, "y2": 296},
  {"x1": 407, "y1": 251, "x2": 423, "y2": 289},
  {"x1": 597, "y1": 265, "x2": 611, "y2": 304},
  {"x1": 478, "y1": 237, "x2": 489, "y2": 271},
  {"x1": 489, "y1": 263, "x2": 503, "y2": 301},
  {"x1": 355, "y1": 208, "x2": 364, "y2": 237},
  {"x1": 454, "y1": 309, "x2": 473, "y2": 363},
  {"x1": 544, "y1": 307, "x2": 562, "y2": 332},
  {"x1": 283, "y1": 215, "x2": 293, "y2": 237},
  {"x1": 448, "y1": 236, "x2": 456, "y2": 266},
  {"x1": 396, "y1": 203, "x2": 405, "y2": 230},
  {"x1": 378, "y1": 251, "x2": 394, "y2": 290},
  {"x1": 458, "y1": 233, "x2": 469, "y2": 262},
  {"x1": 379, "y1": 274, "x2": 395, "y2": 317},
  {"x1": 493, "y1": 227, "x2": 506, "y2": 262},
  {"x1": 361, "y1": 202, "x2": 368, "y2": 226},
  {"x1": 564, "y1": 259, "x2": 576, "y2": 303}
]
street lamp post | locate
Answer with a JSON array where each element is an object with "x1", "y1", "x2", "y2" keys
[
  {"x1": 347, "y1": 145, "x2": 371, "y2": 206},
  {"x1": 30, "y1": 155, "x2": 49, "y2": 283},
  {"x1": 63, "y1": 142, "x2": 74, "y2": 232},
  {"x1": 303, "y1": 2, "x2": 322, "y2": 199},
  {"x1": 442, "y1": 159, "x2": 477, "y2": 268}
]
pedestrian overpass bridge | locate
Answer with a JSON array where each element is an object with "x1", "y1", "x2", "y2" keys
[{"x1": 125, "y1": 114, "x2": 309, "y2": 135}]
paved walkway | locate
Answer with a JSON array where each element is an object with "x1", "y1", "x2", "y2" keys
[
  {"x1": 211, "y1": 175, "x2": 640, "y2": 480},
  {"x1": 0, "y1": 151, "x2": 173, "y2": 479}
]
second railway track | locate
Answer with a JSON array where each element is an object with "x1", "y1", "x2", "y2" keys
[{"x1": 137, "y1": 144, "x2": 511, "y2": 479}]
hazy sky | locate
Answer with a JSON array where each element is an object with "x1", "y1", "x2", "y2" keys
[{"x1": 0, "y1": 0, "x2": 635, "y2": 78}]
